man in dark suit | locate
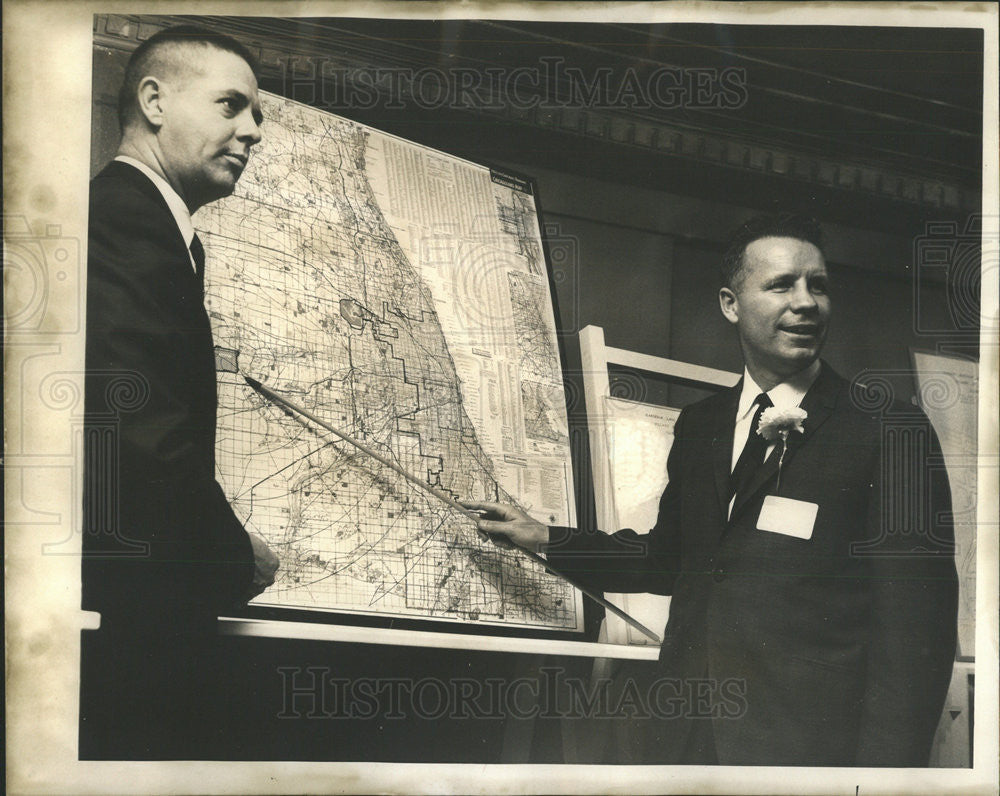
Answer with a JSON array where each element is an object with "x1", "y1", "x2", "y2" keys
[
  {"x1": 82, "y1": 26, "x2": 278, "y2": 757},
  {"x1": 464, "y1": 213, "x2": 958, "y2": 766}
]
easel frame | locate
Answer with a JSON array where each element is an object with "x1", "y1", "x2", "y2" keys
[{"x1": 578, "y1": 324, "x2": 739, "y2": 645}]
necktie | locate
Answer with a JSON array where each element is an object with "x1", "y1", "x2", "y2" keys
[
  {"x1": 730, "y1": 392, "x2": 773, "y2": 503},
  {"x1": 190, "y1": 234, "x2": 206, "y2": 289}
]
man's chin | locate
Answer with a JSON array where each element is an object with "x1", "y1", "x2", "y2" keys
[
  {"x1": 215, "y1": 171, "x2": 240, "y2": 192},
  {"x1": 783, "y1": 332, "x2": 825, "y2": 357},
  {"x1": 199, "y1": 177, "x2": 239, "y2": 206},
  {"x1": 773, "y1": 347, "x2": 821, "y2": 373},
  {"x1": 789, "y1": 352, "x2": 821, "y2": 373}
]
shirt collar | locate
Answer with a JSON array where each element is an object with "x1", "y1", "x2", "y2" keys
[
  {"x1": 114, "y1": 155, "x2": 196, "y2": 249},
  {"x1": 737, "y1": 360, "x2": 821, "y2": 420}
]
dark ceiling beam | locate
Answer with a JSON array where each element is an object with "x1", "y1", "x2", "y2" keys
[
  {"x1": 491, "y1": 20, "x2": 980, "y2": 132},
  {"x1": 94, "y1": 14, "x2": 982, "y2": 226},
  {"x1": 603, "y1": 23, "x2": 981, "y2": 117}
]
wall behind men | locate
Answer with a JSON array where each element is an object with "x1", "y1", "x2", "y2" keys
[
  {"x1": 89, "y1": 40, "x2": 967, "y2": 417},
  {"x1": 493, "y1": 160, "x2": 963, "y2": 385}
]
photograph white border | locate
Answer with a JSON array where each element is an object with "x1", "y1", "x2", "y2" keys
[{"x1": 4, "y1": 2, "x2": 997, "y2": 794}]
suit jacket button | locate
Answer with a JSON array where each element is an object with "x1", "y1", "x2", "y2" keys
[{"x1": 712, "y1": 568, "x2": 726, "y2": 582}]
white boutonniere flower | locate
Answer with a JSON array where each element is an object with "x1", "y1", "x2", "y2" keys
[{"x1": 756, "y1": 407, "x2": 807, "y2": 490}]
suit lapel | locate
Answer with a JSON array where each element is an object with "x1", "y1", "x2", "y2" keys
[
  {"x1": 101, "y1": 161, "x2": 200, "y2": 295},
  {"x1": 711, "y1": 382, "x2": 742, "y2": 520},
  {"x1": 729, "y1": 363, "x2": 841, "y2": 521}
]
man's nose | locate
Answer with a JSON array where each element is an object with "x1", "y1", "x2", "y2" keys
[
  {"x1": 237, "y1": 112, "x2": 262, "y2": 145},
  {"x1": 789, "y1": 281, "x2": 818, "y2": 311}
]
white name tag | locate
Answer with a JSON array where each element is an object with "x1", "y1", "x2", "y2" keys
[{"x1": 757, "y1": 495, "x2": 818, "y2": 540}]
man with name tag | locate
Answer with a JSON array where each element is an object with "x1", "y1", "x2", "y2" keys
[
  {"x1": 464, "y1": 212, "x2": 957, "y2": 766},
  {"x1": 82, "y1": 26, "x2": 279, "y2": 757}
]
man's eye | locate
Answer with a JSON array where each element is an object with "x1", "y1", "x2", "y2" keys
[{"x1": 811, "y1": 282, "x2": 828, "y2": 294}]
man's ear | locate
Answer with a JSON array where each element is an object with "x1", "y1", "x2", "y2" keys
[
  {"x1": 719, "y1": 286, "x2": 739, "y2": 325},
  {"x1": 135, "y1": 76, "x2": 165, "y2": 128}
]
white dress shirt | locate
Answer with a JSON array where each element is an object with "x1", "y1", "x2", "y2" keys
[
  {"x1": 728, "y1": 360, "x2": 820, "y2": 517},
  {"x1": 114, "y1": 155, "x2": 198, "y2": 273}
]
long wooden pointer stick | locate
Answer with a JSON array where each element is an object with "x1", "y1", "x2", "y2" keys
[{"x1": 243, "y1": 374, "x2": 662, "y2": 645}]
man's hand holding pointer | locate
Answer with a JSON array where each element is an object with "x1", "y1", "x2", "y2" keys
[{"x1": 460, "y1": 501, "x2": 551, "y2": 553}]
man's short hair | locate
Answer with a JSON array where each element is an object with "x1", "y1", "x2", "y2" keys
[
  {"x1": 720, "y1": 212, "x2": 825, "y2": 289},
  {"x1": 117, "y1": 25, "x2": 259, "y2": 131}
]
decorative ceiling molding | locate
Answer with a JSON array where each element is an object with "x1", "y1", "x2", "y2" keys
[{"x1": 94, "y1": 14, "x2": 979, "y2": 215}]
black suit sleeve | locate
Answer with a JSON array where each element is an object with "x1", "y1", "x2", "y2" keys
[
  {"x1": 543, "y1": 406, "x2": 687, "y2": 595},
  {"x1": 854, "y1": 413, "x2": 958, "y2": 766}
]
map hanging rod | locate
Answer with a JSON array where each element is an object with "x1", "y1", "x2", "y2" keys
[{"x1": 242, "y1": 374, "x2": 662, "y2": 645}]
